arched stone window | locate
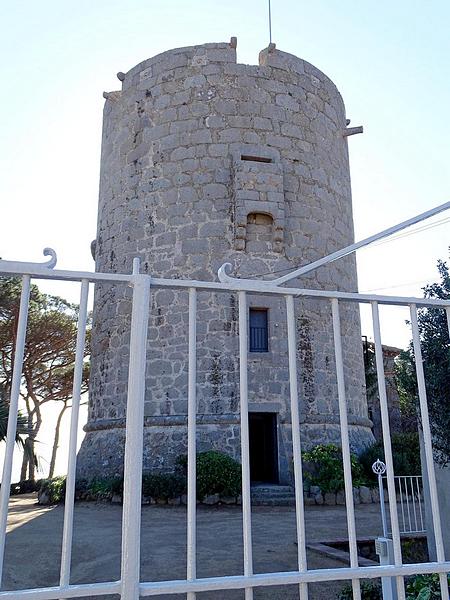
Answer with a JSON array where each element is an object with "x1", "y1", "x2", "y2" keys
[{"x1": 245, "y1": 213, "x2": 274, "y2": 252}]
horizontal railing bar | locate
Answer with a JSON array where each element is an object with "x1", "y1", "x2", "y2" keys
[
  {"x1": 1, "y1": 266, "x2": 450, "y2": 307},
  {"x1": 387, "y1": 532, "x2": 427, "y2": 536},
  {"x1": 400, "y1": 530, "x2": 426, "y2": 535},
  {"x1": 146, "y1": 279, "x2": 450, "y2": 306},
  {"x1": 0, "y1": 265, "x2": 134, "y2": 284},
  {"x1": 0, "y1": 581, "x2": 120, "y2": 600},
  {"x1": 2, "y1": 560, "x2": 448, "y2": 600},
  {"x1": 138, "y1": 562, "x2": 450, "y2": 595}
]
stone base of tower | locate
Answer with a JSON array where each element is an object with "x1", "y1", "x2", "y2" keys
[{"x1": 76, "y1": 415, "x2": 374, "y2": 484}]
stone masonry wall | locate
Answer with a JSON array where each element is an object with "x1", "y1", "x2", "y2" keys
[{"x1": 77, "y1": 40, "x2": 373, "y2": 482}]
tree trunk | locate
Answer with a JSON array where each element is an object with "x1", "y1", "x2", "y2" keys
[
  {"x1": 20, "y1": 403, "x2": 33, "y2": 481},
  {"x1": 48, "y1": 403, "x2": 68, "y2": 479},
  {"x1": 27, "y1": 395, "x2": 42, "y2": 481},
  {"x1": 28, "y1": 443, "x2": 35, "y2": 481},
  {"x1": 19, "y1": 444, "x2": 28, "y2": 481}
]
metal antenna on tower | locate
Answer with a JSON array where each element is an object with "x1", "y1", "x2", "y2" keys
[{"x1": 268, "y1": 0, "x2": 272, "y2": 44}]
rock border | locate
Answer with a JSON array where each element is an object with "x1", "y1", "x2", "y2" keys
[{"x1": 304, "y1": 485, "x2": 381, "y2": 506}]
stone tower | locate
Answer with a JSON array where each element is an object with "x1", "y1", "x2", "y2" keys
[{"x1": 77, "y1": 39, "x2": 373, "y2": 483}]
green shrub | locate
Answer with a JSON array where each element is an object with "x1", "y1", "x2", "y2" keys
[
  {"x1": 40, "y1": 473, "x2": 184, "y2": 504},
  {"x1": 39, "y1": 476, "x2": 66, "y2": 503},
  {"x1": 196, "y1": 450, "x2": 241, "y2": 500},
  {"x1": 302, "y1": 444, "x2": 368, "y2": 493},
  {"x1": 359, "y1": 432, "x2": 421, "y2": 480},
  {"x1": 87, "y1": 476, "x2": 123, "y2": 499},
  {"x1": 142, "y1": 473, "x2": 186, "y2": 501},
  {"x1": 338, "y1": 580, "x2": 381, "y2": 599},
  {"x1": 177, "y1": 451, "x2": 241, "y2": 500},
  {"x1": 39, "y1": 476, "x2": 124, "y2": 503},
  {"x1": 406, "y1": 573, "x2": 450, "y2": 599},
  {"x1": 39, "y1": 451, "x2": 241, "y2": 504}
]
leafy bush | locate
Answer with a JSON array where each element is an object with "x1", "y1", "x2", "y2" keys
[
  {"x1": 142, "y1": 473, "x2": 186, "y2": 501},
  {"x1": 87, "y1": 477, "x2": 123, "y2": 499},
  {"x1": 406, "y1": 573, "x2": 450, "y2": 599},
  {"x1": 40, "y1": 473, "x2": 185, "y2": 504},
  {"x1": 39, "y1": 476, "x2": 124, "y2": 503},
  {"x1": 39, "y1": 476, "x2": 66, "y2": 503},
  {"x1": 302, "y1": 444, "x2": 368, "y2": 493},
  {"x1": 39, "y1": 451, "x2": 241, "y2": 505},
  {"x1": 338, "y1": 580, "x2": 381, "y2": 599},
  {"x1": 196, "y1": 451, "x2": 241, "y2": 500},
  {"x1": 178, "y1": 450, "x2": 241, "y2": 500},
  {"x1": 359, "y1": 433, "x2": 421, "y2": 480}
]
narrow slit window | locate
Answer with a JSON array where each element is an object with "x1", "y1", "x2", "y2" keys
[
  {"x1": 240, "y1": 155, "x2": 272, "y2": 163},
  {"x1": 249, "y1": 308, "x2": 269, "y2": 352}
]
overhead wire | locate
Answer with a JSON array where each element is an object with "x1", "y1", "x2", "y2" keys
[
  {"x1": 370, "y1": 215, "x2": 450, "y2": 248},
  {"x1": 250, "y1": 213, "x2": 450, "y2": 279},
  {"x1": 360, "y1": 279, "x2": 435, "y2": 293}
]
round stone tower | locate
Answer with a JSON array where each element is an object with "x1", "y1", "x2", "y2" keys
[{"x1": 77, "y1": 39, "x2": 374, "y2": 483}]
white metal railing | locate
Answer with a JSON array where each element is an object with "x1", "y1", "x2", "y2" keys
[
  {"x1": 395, "y1": 475, "x2": 425, "y2": 535},
  {"x1": 373, "y1": 461, "x2": 425, "y2": 537},
  {"x1": 0, "y1": 202, "x2": 449, "y2": 600}
]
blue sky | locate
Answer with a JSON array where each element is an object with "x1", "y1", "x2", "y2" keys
[{"x1": 1, "y1": 0, "x2": 450, "y2": 350}]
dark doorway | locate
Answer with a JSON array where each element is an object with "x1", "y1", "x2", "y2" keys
[{"x1": 249, "y1": 413, "x2": 279, "y2": 484}]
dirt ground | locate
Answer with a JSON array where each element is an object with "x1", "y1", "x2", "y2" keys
[{"x1": 4, "y1": 495, "x2": 385, "y2": 599}]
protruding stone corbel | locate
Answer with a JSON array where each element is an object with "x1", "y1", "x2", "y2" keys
[
  {"x1": 116, "y1": 72, "x2": 126, "y2": 81},
  {"x1": 234, "y1": 224, "x2": 246, "y2": 251},
  {"x1": 272, "y1": 227, "x2": 284, "y2": 253},
  {"x1": 103, "y1": 91, "x2": 122, "y2": 102},
  {"x1": 343, "y1": 125, "x2": 363, "y2": 137}
]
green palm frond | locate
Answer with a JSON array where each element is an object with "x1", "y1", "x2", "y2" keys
[
  {"x1": 0, "y1": 395, "x2": 39, "y2": 468},
  {"x1": 0, "y1": 396, "x2": 27, "y2": 444}
]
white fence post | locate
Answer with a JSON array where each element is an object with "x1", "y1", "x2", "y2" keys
[
  {"x1": 285, "y1": 295, "x2": 308, "y2": 600},
  {"x1": 60, "y1": 279, "x2": 90, "y2": 589},
  {"x1": 410, "y1": 304, "x2": 449, "y2": 600},
  {"x1": 372, "y1": 460, "x2": 388, "y2": 537},
  {"x1": 187, "y1": 287, "x2": 197, "y2": 600},
  {"x1": 0, "y1": 275, "x2": 31, "y2": 586},
  {"x1": 238, "y1": 291, "x2": 253, "y2": 600},
  {"x1": 331, "y1": 298, "x2": 361, "y2": 600},
  {"x1": 371, "y1": 301, "x2": 406, "y2": 599},
  {"x1": 120, "y1": 261, "x2": 151, "y2": 600}
]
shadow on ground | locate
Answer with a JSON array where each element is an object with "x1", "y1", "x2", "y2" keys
[{"x1": 4, "y1": 495, "x2": 385, "y2": 599}]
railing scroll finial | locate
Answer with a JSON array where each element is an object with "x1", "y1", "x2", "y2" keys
[
  {"x1": 0, "y1": 247, "x2": 57, "y2": 271},
  {"x1": 372, "y1": 459, "x2": 387, "y2": 476}
]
